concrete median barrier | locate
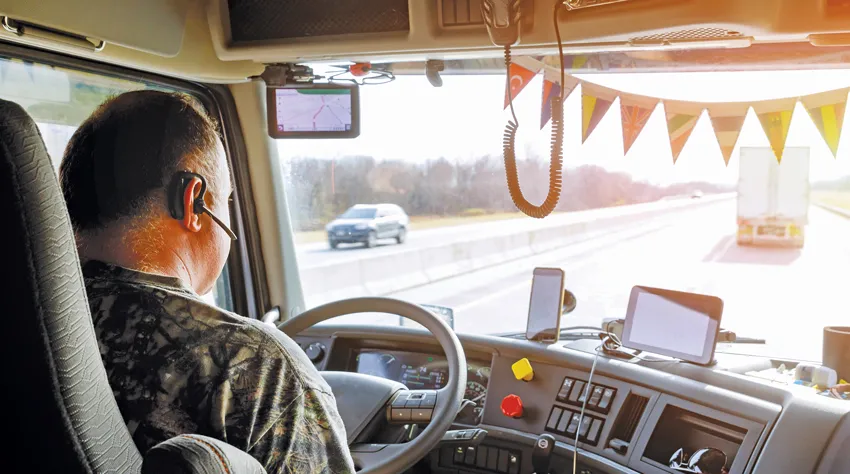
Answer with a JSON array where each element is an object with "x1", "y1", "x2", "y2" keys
[{"x1": 301, "y1": 193, "x2": 734, "y2": 306}]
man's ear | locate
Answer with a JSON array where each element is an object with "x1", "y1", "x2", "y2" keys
[{"x1": 181, "y1": 177, "x2": 204, "y2": 233}]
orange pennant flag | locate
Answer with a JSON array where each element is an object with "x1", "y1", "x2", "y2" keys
[
  {"x1": 581, "y1": 83, "x2": 616, "y2": 143},
  {"x1": 707, "y1": 104, "x2": 749, "y2": 166},
  {"x1": 801, "y1": 88, "x2": 849, "y2": 158},
  {"x1": 504, "y1": 63, "x2": 538, "y2": 109},
  {"x1": 664, "y1": 101, "x2": 702, "y2": 164},
  {"x1": 541, "y1": 80, "x2": 561, "y2": 129},
  {"x1": 620, "y1": 94, "x2": 657, "y2": 155},
  {"x1": 540, "y1": 76, "x2": 579, "y2": 129}
]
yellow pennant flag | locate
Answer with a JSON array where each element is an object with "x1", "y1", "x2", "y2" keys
[
  {"x1": 581, "y1": 82, "x2": 617, "y2": 144},
  {"x1": 753, "y1": 98, "x2": 796, "y2": 163},
  {"x1": 663, "y1": 100, "x2": 703, "y2": 164},
  {"x1": 707, "y1": 103, "x2": 749, "y2": 167},
  {"x1": 801, "y1": 88, "x2": 849, "y2": 158}
]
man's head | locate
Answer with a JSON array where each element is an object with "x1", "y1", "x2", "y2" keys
[{"x1": 60, "y1": 90, "x2": 232, "y2": 294}]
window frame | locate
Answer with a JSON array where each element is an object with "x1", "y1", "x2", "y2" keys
[{"x1": 0, "y1": 41, "x2": 265, "y2": 319}]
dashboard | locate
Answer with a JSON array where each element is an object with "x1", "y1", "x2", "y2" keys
[
  {"x1": 350, "y1": 349, "x2": 491, "y2": 412},
  {"x1": 295, "y1": 326, "x2": 850, "y2": 474}
]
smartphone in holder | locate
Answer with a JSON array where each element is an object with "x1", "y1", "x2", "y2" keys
[{"x1": 526, "y1": 267, "x2": 565, "y2": 342}]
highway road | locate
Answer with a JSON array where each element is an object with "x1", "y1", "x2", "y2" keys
[
  {"x1": 296, "y1": 198, "x2": 714, "y2": 269},
  {"x1": 305, "y1": 201, "x2": 850, "y2": 363}
]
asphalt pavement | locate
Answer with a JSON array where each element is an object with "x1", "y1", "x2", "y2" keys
[
  {"x1": 303, "y1": 202, "x2": 850, "y2": 363},
  {"x1": 296, "y1": 198, "x2": 721, "y2": 269}
]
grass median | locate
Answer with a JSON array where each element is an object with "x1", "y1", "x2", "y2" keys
[
  {"x1": 812, "y1": 191, "x2": 850, "y2": 211},
  {"x1": 294, "y1": 211, "x2": 536, "y2": 245}
]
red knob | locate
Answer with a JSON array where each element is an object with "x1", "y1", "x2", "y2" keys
[{"x1": 501, "y1": 394, "x2": 524, "y2": 418}]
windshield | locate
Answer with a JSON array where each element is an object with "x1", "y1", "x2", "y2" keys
[
  {"x1": 278, "y1": 62, "x2": 850, "y2": 363},
  {"x1": 340, "y1": 208, "x2": 377, "y2": 219}
]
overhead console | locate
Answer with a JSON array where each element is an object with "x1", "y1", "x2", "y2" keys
[{"x1": 209, "y1": 0, "x2": 850, "y2": 64}]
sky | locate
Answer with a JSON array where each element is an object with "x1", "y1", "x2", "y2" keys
[{"x1": 276, "y1": 66, "x2": 850, "y2": 186}]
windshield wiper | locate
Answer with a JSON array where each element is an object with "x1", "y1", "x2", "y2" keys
[
  {"x1": 498, "y1": 326, "x2": 603, "y2": 340},
  {"x1": 720, "y1": 334, "x2": 766, "y2": 344},
  {"x1": 500, "y1": 326, "x2": 767, "y2": 345}
]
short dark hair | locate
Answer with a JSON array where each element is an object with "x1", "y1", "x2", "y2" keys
[{"x1": 59, "y1": 90, "x2": 220, "y2": 232}]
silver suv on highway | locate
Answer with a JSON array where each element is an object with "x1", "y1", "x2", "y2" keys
[{"x1": 326, "y1": 204, "x2": 409, "y2": 249}]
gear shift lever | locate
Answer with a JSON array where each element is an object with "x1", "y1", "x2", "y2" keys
[{"x1": 532, "y1": 434, "x2": 556, "y2": 474}]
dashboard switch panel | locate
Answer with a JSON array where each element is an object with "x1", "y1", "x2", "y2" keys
[
  {"x1": 545, "y1": 406, "x2": 605, "y2": 446},
  {"x1": 500, "y1": 394, "x2": 524, "y2": 418},
  {"x1": 445, "y1": 443, "x2": 521, "y2": 474},
  {"x1": 558, "y1": 376, "x2": 617, "y2": 414}
]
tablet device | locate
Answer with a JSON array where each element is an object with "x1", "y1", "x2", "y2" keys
[{"x1": 622, "y1": 286, "x2": 723, "y2": 365}]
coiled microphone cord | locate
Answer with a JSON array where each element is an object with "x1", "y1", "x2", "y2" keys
[{"x1": 501, "y1": 0, "x2": 567, "y2": 218}]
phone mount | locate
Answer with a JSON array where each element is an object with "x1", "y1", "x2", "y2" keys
[{"x1": 562, "y1": 289, "x2": 577, "y2": 314}]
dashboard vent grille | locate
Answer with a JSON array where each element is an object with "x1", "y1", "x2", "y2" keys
[
  {"x1": 607, "y1": 393, "x2": 648, "y2": 450},
  {"x1": 630, "y1": 28, "x2": 744, "y2": 43}
]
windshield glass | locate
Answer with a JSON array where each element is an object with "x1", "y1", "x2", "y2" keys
[
  {"x1": 340, "y1": 207, "x2": 377, "y2": 219},
  {"x1": 277, "y1": 61, "x2": 850, "y2": 363}
]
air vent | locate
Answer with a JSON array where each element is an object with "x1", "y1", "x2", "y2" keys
[
  {"x1": 630, "y1": 28, "x2": 744, "y2": 44},
  {"x1": 606, "y1": 393, "x2": 648, "y2": 455}
]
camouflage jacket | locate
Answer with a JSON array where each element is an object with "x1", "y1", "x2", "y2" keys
[{"x1": 83, "y1": 261, "x2": 355, "y2": 473}]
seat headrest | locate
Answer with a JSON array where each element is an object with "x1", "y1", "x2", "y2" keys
[{"x1": 0, "y1": 99, "x2": 142, "y2": 473}]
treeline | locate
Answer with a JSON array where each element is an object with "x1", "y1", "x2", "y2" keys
[
  {"x1": 812, "y1": 177, "x2": 850, "y2": 191},
  {"x1": 282, "y1": 155, "x2": 730, "y2": 231}
]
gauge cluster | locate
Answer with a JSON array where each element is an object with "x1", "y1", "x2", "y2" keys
[{"x1": 349, "y1": 349, "x2": 491, "y2": 410}]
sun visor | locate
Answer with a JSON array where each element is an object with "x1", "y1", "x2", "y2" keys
[{"x1": 0, "y1": 0, "x2": 188, "y2": 57}]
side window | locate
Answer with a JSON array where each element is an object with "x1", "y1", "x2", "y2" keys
[{"x1": 0, "y1": 57, "x2": 234, "y2": 311}]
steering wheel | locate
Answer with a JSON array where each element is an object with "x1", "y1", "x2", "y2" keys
[{"x1": 279, "y1": 297, "x2": 467, "y2": 474}]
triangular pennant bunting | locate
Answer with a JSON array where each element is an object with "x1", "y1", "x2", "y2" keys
[
  {"x1": 620, "y1": 94, "x2": 657, "y2": 155},
  {"x1": 540, "y1": 80, "x2": 561, "y2": 129},
  {"x1": 753, "y1": 98, "x2": 796, "y2": 163},
  {"x1": 512, "y1": 59, "x2": 850, "y2": 165},
  {"x1": 801, "y1": 88, "x2": 849, "y2": 158},
  {"x1": 664, "y1": 101, "x2": 702, "y2": 164},
  {"x1": 707, "y1": 104, "x2": 749, "y2": 166},
  {"x1": 504, "y1": 63, "x2": 538, "y2": 109},
  {"x1": 581, "y1": 83, "x2": 616, "y2": 143}
]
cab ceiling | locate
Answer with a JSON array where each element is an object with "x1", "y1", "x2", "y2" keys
[{"x1": 1, "y1": 0, "x2": 850, "y2": 83}]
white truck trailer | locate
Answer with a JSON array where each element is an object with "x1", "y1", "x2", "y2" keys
[{"x1": 737, "y1": 146, "x2": 810, "y2": 247}]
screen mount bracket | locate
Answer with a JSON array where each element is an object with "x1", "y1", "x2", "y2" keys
[{"x1": 261, "y1": 63, "x2": 317, "y2": 87}]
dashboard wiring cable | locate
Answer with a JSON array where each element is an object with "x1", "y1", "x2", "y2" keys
[{"x1": 573, "y1": 338, "x2": 604, "y2": 474}]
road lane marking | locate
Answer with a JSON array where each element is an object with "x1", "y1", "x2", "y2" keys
[{"x1": 452, "y1": 223, "x2": 671, "y2": 314}]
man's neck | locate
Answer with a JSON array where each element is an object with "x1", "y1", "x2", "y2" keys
[{"x1": 78, "y1": 223, "x2": 193, "y2": 287}]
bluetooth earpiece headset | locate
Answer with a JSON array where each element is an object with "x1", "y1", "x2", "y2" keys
[{"x1": 168, "y1": 171, "x2": 237, "y2": 241}]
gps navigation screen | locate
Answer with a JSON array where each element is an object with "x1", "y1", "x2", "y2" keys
[{"x1": 271, "y1": 87, "x2": 358, "y2": 138}]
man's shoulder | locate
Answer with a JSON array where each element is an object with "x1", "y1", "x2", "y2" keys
[{"x1": 86, "y1": 275, "x2": 329, "y2": 392}]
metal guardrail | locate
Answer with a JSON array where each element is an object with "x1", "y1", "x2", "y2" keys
[
  {"x1": 814, "y1": 202, "x2": 850, "y2": 219},
  {"x1": 301, "y1": 193, "x2": 735, "y2": 306}
]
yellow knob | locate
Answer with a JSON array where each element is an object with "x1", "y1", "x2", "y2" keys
[{"x1": 511, "y1": 358, "x2": 534, "y2": 382}]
